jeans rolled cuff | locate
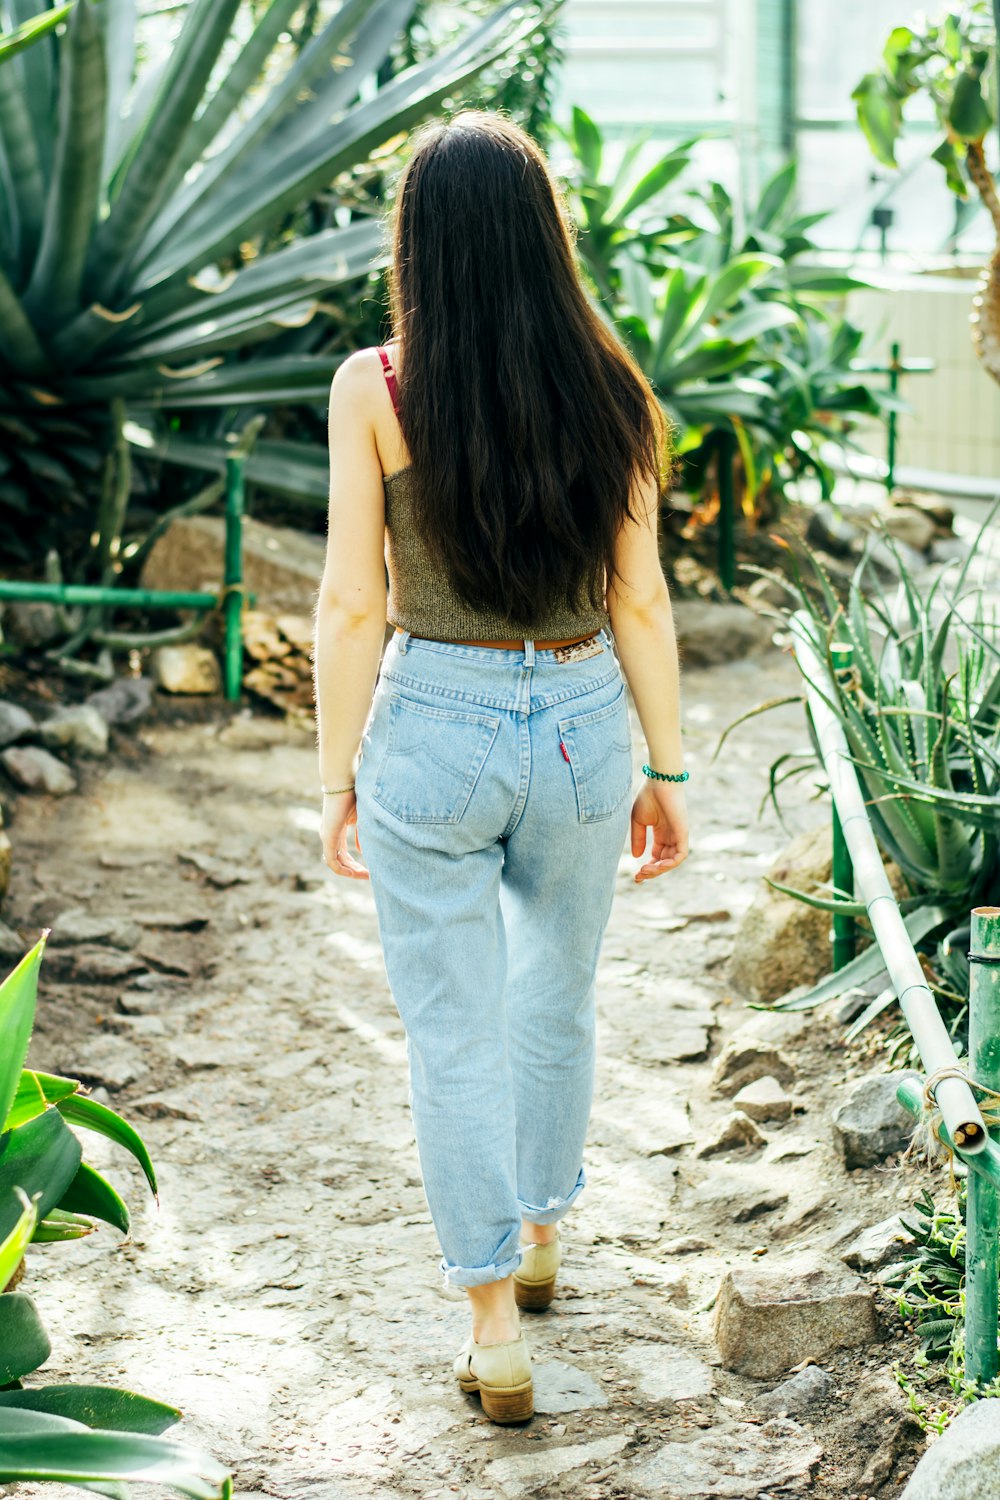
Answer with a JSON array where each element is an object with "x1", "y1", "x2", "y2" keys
[
  {"x1": 517, "y1": 1165, "x2": 586, "y2": 1225},
  {"x1": 439, "y1": 1247, "x2": 524, "y2": 1291}
]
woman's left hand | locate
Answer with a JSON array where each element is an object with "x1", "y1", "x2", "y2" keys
[{"x1": 320, "y1": 791, "x2": 369, "y2": 880}]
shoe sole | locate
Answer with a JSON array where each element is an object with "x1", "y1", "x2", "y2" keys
[
  {"x1": 513, "y1": 1274, "x2": 556, "y2": 1311},
  {"x1": 458, "y1": 1373, "x2": 534, "y2": 1423}
]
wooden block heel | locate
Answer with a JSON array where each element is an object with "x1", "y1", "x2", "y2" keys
[
  {"x1": 514, "y1": 1274, "x2": 556, "y2": 1310},
  {"x1": 479, "y1": 1379, "x2": 534, "y2": 1424}
]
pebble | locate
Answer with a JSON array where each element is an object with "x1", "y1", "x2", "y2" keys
[
  {"x1": 0, "y1": 745, "x2": 77, "y2": 795},
  {"x1": 38, "y1": 704, "x2": 109, "y2": 758}
]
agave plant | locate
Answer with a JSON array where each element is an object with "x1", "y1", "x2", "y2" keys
[
  {"x1": 0, "y1": 933, "x2": 232, "y2": 1495},
  {"x1": 0, "y1": 0, "x2": 555, "y2": 574},
  {"x1": 720, "y1": 515, "x2": 1000, "y2": 1033},
  {"x1": 853, "y1": 3, "x2": 1000, "y2": 385}
]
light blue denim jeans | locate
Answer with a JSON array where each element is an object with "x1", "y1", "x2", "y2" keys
[{"x1": 354, "y1": 625, "x2": 633, "y2": 1290}]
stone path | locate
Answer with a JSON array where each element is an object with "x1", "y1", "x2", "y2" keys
[{"x1": 7, "y1": 648, "x2": 934, "y2": 1498}]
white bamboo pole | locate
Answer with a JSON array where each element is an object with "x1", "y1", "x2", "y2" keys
[{"x1": 791, "y1": 610, "x2": 989, "y2": 1152}]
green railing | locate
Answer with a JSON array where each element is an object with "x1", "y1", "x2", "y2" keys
[
  {"x1": 0, "y1": 455, "x2": 249, "y2": 701},
  {"x1": 792, "y1": 609, "x2": 1000, "y2": 1384}
]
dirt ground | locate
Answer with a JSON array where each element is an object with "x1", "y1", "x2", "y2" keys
[{"x1": 4, "y1": 643, "x2": 944, "y2": 1500}]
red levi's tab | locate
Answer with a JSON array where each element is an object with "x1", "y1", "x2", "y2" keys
[{"x1": 559, "y1": 741, "x2": 570, "y2": 763}]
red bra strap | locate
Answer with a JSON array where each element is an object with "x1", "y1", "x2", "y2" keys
[{"x1": 377, "y1": 345, "x2": 401, "y2": 417}]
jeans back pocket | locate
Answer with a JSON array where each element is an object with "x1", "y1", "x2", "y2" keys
[
  {"x1": 557, "y1": 682, "x2": 633, "y2": 823},
  {"x1": 372, "y1": 692, "x2": 501, "y2": 825}
]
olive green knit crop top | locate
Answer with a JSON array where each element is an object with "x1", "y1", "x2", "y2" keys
[{"x1": 377, "y1": 349, "x2": 611, "y2": 642}]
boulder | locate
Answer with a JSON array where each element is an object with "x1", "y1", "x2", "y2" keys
[
  {"x1": 696, "y1": 1110, "x2": 767, "y2": 1158},
  {"x1": 85, "y1": 676, "x2": 154, "y2": 726},
  {"x1": 672, "y1": 599, "x2": 775, "y2": 668},
  {"x1": 0, "y1": 702, "x2": 36, "y2": 749},
  {"x1": 754, "y1": 1364, "x2": 835, "y2": 1418},
  {"x1": 841, "y1": 1213, "x2": 915, "y2": 1271},
  {"x1": 733, "y1": 1075, "x2": 793, "y2": 1122},
  {"x1": 710, "y1": 1041, "x2": 795, "y2": 1099},
  {"x1": 832, "y1": 1071, "x2": 921, "y2": 1169},
  {"x1": 713, "y1": 1257, "x2": 878, "y2": 1377},
  {"x1": 140, "y1": 513, "x2": 325, "y2": 616},
  {"x1": 38, "y1": 704, "x2": 109, "y2": 758},
  {"x1": 900, "y1": 1398, "x2": 1000, "y2": 1499},
  {"x1": 0, "y1": 746, "x2": 77, "y2": 795},
  {"x1": 628, "y1": 1419, "x2": 822, "y2": 1497},
  {"x1": 880, "y1": 504, "x2": 938, "y2": 553},
  {"x1": 728, "y1": 824, "x2": 833, "y2": 1003},
  {"x1": 150, "y1": 644, "x2": 222, "y2": 695},
  {"x1": 0, "y1": 922, "x2": 24, "y2": 961}
]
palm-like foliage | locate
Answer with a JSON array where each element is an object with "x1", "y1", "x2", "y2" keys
[{"x1": 0, "y1": 0, "x2": 553, "y2": 569}]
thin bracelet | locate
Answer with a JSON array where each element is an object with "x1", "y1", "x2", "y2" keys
[
  {"x1": 322, "y1": 782, "x2": 356, "y2": 795},
  {"x1": 642, "y1": 764, "x2": 689, "y2": 783}
]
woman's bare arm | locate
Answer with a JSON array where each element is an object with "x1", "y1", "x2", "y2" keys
[
  {"x1": 313, "y1": 353, "x2": 387, "y2": 875},
  {"x1": 607, "y1": 470, "x2": 689, "y2": 880}
]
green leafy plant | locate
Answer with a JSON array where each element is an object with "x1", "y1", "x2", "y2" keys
[
  {"x1": 0, "y1": 933, "x2": 231, "y2": 1496},
  {"x1": 720, "y1": 516, "x2": 1000, "y2": 1042},
  {"x1": 0, "y1": 0, "x2": 553, "y2": 587},
  {"x1": 853, "y1": 4, "x2": 1000, "y2": 385}
]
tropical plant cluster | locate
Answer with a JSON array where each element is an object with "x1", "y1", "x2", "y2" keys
[
  {"x1": 556, "y1": 108, "x2": 893, "y2": 518},
  {"x1": 0, "y1": 935, "x2": 231, "y2": 1495},
  {"x1": 728, "y1": 519, "x2": 999, "y2": 1060},
  {"x1": 0, "y1": 0, "x2": 556, "y2": 588}
]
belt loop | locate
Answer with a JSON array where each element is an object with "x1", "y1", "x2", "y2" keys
[
  {"x1": 523, "y1": 638, "x2": 535, "y2": 668},
  {"x1": 397, "y1": 629, "x2": 411, "y2": 654}
]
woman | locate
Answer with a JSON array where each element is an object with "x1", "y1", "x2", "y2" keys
[{"x1": 313, "y1": 109, "x2": 688, "y2": 1426}]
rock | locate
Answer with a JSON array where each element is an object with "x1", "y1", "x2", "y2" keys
[
  {"x1": 619, "y1": 1341, "x2": 715, "y2": 1401},
  {"x1": 929, "y1": 536, "x2": 970, "y2": 566},
  {"x1": 70, "y1": 1036, "x2": 147, "y2": 1091},
  {"x1": 713, "y1": 1257, "x2": 878, "y2": 1377},
  {"x1": 0, "y1": 812, "x2": 10, "y2": 905},
  {"x1": 696, "y1": 1110, "x2": 767, "y2": 1158},
  {"x1": 733, "y1": 1075, "x2": 794, "y2": 1123},
  {"x1": 85, "y1": 676, "x2": 154, "y2": 726},
  {"x1": 672, "y1": 600, "x2": 775, "y2": 668},
  {"x1": 0, "y1": 746, "x2": 77, "y2": 795},
  {"x1": 710, "y1": 1042, "x2": 795, "y2": 1099},
  {"x1": 48, "y1": 911, "x2": 143, "y2": 949},
  {"x1": 880, "y1": 504, "x2": 938, "y2": 553},
  {"x1": 0, "y1": 922, "x2": 25, "y2": 961},
  {"x1": 806, "y1": 502, "x2": 858, "y2": 558},
  {"x1": 728, "y1": 824, "x2": 834, "y2": 1003},
  {"x1": 868, "y1": 536, "x2": 928, "y2": 582},
  {"x1": 663, "y1": 1235, "x2": 713, "y2": 1255},
  {"x1": 140, "y1": 513, "x2": 326, "y2": 617},
  {"x1": 37, "y1": 705, "x2": 109, "y2": 758},
  {"x1": 531, "y1": 1360, "x2": 608, "y2": 1414},
  {"x1": 628, "y1": 1420, "x2": 822, "y2": 1497},
  {"x1": 46, "y1": 945, "x2": 148, "y2": 983},
  {"x1": 150, "y1": 645, "x2": 222, "y2": 695},
  {"x1": 3, "y1": 601, "x2": 61, "y2": 647},
  {"x1": 832, "y1": 1070, "x2": 921, "y2": 1169},
  {"x1": 899, "y1": 1397, "x2": 1000, "y2": 1499},
  {"x1": 0, "y1": 702, "x2": 36, "y2": 749},
  {"x1": 841, "y1": 1213, "x2": 915, "y2": 1270},
  {"x1": 754, "y1": 1364, "x2": 835, "y2": 1418},
  {"x1": 177, "y1": 849, "x2": 250, "y2": 887},
  {"x1": 129, "y1": 909, "x2": 209, "y2": 932},
  {"x1": 483, "y1": 1432, "x2": 627, "y2": 1498},
  {"x1": 691, "y1": 1168, "x2": 788, "y2": 1223}
]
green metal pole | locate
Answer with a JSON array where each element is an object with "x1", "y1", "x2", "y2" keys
[
  {"x1": 717, "y1": 430, "x2": 736, "y2": 593},
  {"x1": 223, "y1": 454, "x2": 245, "y2": 703},
  {"x1": 830, "y1": 643, "x2": 856, "y2": 970},
  {"x1": 0, "y1": 582, "x2": 219, "y2": 610},
  {"x1": 886, "y1": 340, "x2": 900, "y2": 495},
  {"x1": 966, "y1": 905, "x2": 1000, "y2": 1385}
]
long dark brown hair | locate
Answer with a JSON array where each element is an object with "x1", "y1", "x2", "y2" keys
[{"x1": 385, "y1": 109, "x2": 670, "y2": 620}]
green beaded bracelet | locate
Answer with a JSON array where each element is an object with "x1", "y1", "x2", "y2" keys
[{"x1": 642, "y1": 763, "x2": 689, "y2": 783}]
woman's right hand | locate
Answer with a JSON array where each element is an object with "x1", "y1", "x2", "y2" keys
[{"x1": 630, "y1": 781, "x2": 689, "y2": 882}]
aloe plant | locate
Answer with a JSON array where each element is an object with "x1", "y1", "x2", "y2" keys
[
  {"x1": 0, "y1": 934, "x2": 230, "y2": 1496},
  {"x1": 853, "y1": 4, "x2": 1000, "y2": 385},
  {"x1": 721, "y1": 513, "x2": 1000, "y2": 1034},
  {"x1": 0, "y1": 0, "x2": 555, "y2": 577}
]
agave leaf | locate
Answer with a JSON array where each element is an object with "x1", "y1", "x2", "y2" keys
[
  {"x1": 844, "y1": 985, "x2": 899, "y2": 1043},
  {"x1": 0, "y1": 16, "x2": 48, "y2": 267},
  {"x1": 56, "y1": 1094, "x2": 156, "y2": 1200},
  {"x1": 100, "y1": 0, "x2": 137, "y2": 186},
  {"x1": 0, "y1": 1107, "x2": 83, "y2": 1242},
  {"x1": 0, "y1": 935, "x2": 44, "y2": 1131},
  {"x1": 3, "y1": 1072, "x2": 47, "y2": 1132},
  {"x1": 55, "y1": 1162, "x2": 130, "y2": 1236},
  {"x1": 22, "y1": 0, "x2": 107, "y2": 328},
  {"x1": 0, "y1": 1385, "x2": 179, "y2": 1435},
  {"x1": 767, "y1": 903, "x2": 951, "y2": 1011},
  {"x1": 713, "y1": 695, "x2": 803, "y2": 761},
  {"x1": 0, "y1": 1407, "x2": 232, "y2": 1500},
  {"x1": 0, "y1": 1294, "x2": 51, "y2": 1385},
  {"x1": 0, "y1": 3, "x2": 72, "y2": 64},
  {"x1": 0, "y1": 1188, "x2": 37, "y2": 1291}
]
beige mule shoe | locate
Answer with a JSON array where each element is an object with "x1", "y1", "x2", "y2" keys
[
  {"x1": 453, "y1": 1332, "x2": 534, "y2": 1423},
  {"x1": 513, "y1": 1229, "x2": 561, "y2": 1311}
]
